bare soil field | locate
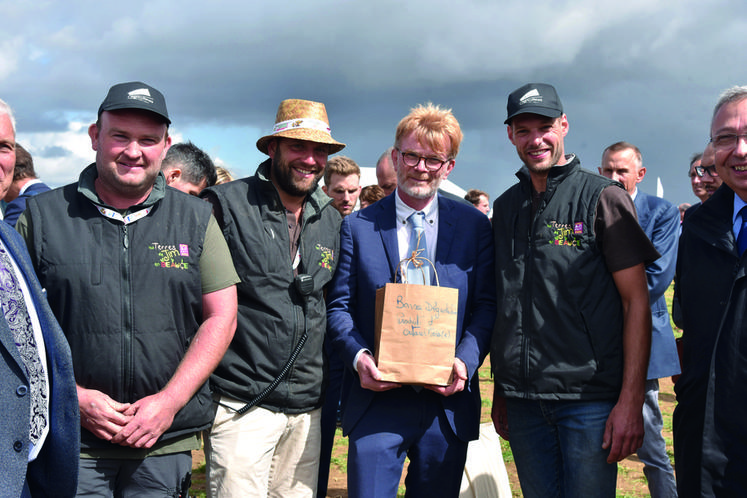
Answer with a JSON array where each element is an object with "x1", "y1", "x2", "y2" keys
[
  {"x1": 191, "y1": 369, "x2": 676, "y2": 498},
  {"x1": 191, "y1": 282, "x2": 681, "y2": 497}
]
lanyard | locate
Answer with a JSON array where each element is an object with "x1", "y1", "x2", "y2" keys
[{"x1": 96, "y1": 206, "x2": 151, "y2": 225}]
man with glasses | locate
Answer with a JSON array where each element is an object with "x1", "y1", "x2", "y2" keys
[
  {"x1": 326, "y1": 103, "x2": 496, "y2": 497},
  {"x1": 491, "y1": 83, "x2": 658, "y2": 497},
  {"x1": 684, "y1": 144, "x2": 723, "y2": 224},
  {"x1": 674, "y1": 85, "x2": 747, "y2": 496},
  {"x1": 688, "y1": 146, "x2": 721, "y2": 203}
]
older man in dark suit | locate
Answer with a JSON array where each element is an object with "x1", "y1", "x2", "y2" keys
[
  {"x1": 675, "y1": 85, "x2": 747, "y2": 496},
  {"x1": 0, "y1": 98, "x2": 79, "y2": 497}
]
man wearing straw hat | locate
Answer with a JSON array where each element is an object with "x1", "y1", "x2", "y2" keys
[
  {"x1": 326, "y1": 103, "x2": 496, "y2": 497},
  {"x1": 201, "y1": 99, "x2": 345, "y2": 497}
]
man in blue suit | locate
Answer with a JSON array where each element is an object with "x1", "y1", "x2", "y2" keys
[
  {"x1": 600, "y1": 141, "x2": 679, "y2": 498},
  {"x1": 0, "y1": 99, "x2": 79, "y2": 497},
  {"x1": 326, "y1": 103, "x2": 496, "y2": 497},
  {"x1": 3, "y1": 144, "x2": 50, "y2": 228}
]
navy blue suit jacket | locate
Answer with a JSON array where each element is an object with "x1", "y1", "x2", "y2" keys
[
  {"x1": 634, "y1": 190, "x2": 681, "y2": 379},
  {"x1": 0, "y1": 221, "x2": 79, "y2": 497},
  {"x1": 4, "y1": 181, "x2": 51, "y2": 228},
  {"x1": 326, "y1": 193, "x2": 496, "y2": 442}
]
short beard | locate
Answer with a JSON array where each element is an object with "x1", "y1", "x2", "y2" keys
[
  {"x1": 271, "y1": 153, "x2": 321, "y2": 197},
  {"x1": 399, "y1": 181, "x2": 439, "y2": 200}
]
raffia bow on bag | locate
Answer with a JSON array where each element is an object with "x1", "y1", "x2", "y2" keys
[
  {"x1": 373, "y1": 247, "x2": 459, "y2": 386},
  {"x1": 401, "y1": 227, "x2": 435, "y2": 286}
]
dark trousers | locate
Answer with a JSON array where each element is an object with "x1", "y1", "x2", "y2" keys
[
  {"x1": 76, "y1": 452, "x2": 192, "y2": 498},
  {"x1": 317, "y1": 347, "x2": 346, "y2": 497},
  {"x1": 346, "y1": 388, "x2": 468, "y2": 498}
]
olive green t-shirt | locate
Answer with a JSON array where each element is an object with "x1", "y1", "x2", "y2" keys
[{"x1": 16, "y1": 193, "x2": 239, "y2": 459}]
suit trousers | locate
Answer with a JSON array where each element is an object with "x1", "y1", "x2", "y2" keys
[
  {"x1": 637, "y1": 379, "x2": 677, "y2": 498},
  {"x1": 347, "y1": 387, "x2": 468, "y2": 498},
  {"x1": 206, "y1": 396, "x2": 321, "y2": 498}
]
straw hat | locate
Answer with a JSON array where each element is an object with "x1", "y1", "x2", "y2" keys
[{"x1": 256, "y1": 99, "x2": 345, "y2": 154}]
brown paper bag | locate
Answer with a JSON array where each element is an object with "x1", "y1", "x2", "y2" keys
[{"x1": 374, "y1": 282, "x2": 459, "y2": 385}]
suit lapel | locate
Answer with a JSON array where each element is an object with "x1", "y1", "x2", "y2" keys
[
  {"x1": 0, "y1": 316, "x2": 25, "y2": 374},
  {"x1": 634, "y1": 192, "x2": 652, "y2": 236},
  {"x1": 435, "y1": 196, "x2": 456, "y2": 284},
  {"x1": 0, "y1": 223, "x2": 40, "y2": 303},
  {"x1": 0, "y1": 223, "x2": 56, "y2": 338},
  {"x1": 375, "y1": 195, "x2": 401, "y2": 282}
]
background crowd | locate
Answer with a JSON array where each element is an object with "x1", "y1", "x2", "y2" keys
[{"x1": 1, "y1": 80, "x2": 746, "y2": 498}]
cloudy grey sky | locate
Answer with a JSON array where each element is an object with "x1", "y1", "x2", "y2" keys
[{"x1": 2, "y1": 0, "x2": 744, "y2": 206}]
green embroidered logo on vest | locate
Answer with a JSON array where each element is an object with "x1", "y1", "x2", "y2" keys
[
  {"x1": 149, "y1": 242, "x2": 190, "y2": 270},
  {"x1": 547, "y1": 221, "x2": 583, "y2": 247},
  {"x1": 316, "y1": 243, "x2": 335, "y2": 271}
]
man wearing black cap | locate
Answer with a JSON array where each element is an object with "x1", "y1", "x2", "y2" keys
[
  {"x1": 491, "y1": 83, "x2": 659, "y2": 497},
  {"x1": 17, "y1": 81, "x2": 239, "y2": 497}
]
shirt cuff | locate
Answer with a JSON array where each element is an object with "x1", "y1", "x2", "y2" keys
[{"x1": 353, "y1": 348, "x2": 372, "y2": 373}]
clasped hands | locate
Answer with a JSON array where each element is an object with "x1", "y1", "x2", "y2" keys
[{"x1": 77, "y1": 385, "x2": 179, "y2": 449}]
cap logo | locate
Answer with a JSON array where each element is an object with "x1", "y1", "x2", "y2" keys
[
  {"x1": 127, "y1": 88, "x2": 154, "y2": 105},
  {"x1": 519, "y1": 89, "x2": 543, "y2": 105}
]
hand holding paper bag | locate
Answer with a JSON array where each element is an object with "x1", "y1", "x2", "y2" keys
[
  {"x1": 356, "y1": 351, "x2": 402, "y2": 392},
  {"x1": 425, "y1": 357, "x2": 468, "y2": 396}
]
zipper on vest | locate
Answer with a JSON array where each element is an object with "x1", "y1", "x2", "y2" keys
[
  {"x1": 287, "y1": 219, "x2": 305, "y2": 400},
  {"x1": 121, "y1": 224, "x2": 134, "y2": 400},
  {"x1": 520, "y1": 199, "x2": 547, "y2": 395}
]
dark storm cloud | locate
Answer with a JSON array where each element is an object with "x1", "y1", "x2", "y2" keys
[{"x1": 1, "y1": 0, "x2": 745, "y2": 203}]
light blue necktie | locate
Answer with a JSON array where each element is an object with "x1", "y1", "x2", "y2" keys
[
  {"x1": 406, "y1": 212, "x2": 431, "y2": 285},
  {"x1": 737, "y1": 206, "x2": 747, "y2": 257}
]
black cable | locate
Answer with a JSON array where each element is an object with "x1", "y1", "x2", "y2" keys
[
  {"x1": 235, "y1": 320, "x2": 308, "y2": 415},
  {"x1": 231, "y1": 274, "x2": 315, "y2": 415}
]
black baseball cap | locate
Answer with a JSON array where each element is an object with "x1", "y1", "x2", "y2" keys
[
  {"x1": 97, "y1": 81, "x2": 170, "y2": 125},
  {"x1": 505, "y1": 83, "x2": 563, "y2": 125}
]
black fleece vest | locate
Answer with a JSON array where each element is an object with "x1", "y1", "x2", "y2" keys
[
  {"x1": 202, "y1": 161, "x2": 341, "y2": 413},
  {"x1": 25, "y1": 184, "x2": 213, "y2": 447},
  {"x1": 492, "y1": 158, "x2": 625, "y2": 400}
]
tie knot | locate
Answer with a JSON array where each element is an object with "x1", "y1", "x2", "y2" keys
[{"x1": 408, "y1": 212, "x2": 425, "y2": 230}]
